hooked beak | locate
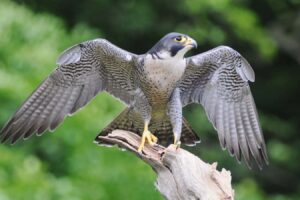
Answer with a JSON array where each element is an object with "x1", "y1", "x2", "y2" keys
[{"x1": 184, "y1": 37, "x2": 197, "y2": 49}]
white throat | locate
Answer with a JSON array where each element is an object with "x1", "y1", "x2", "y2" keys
[{"x1": 144, "y1": 51, "x2": 187, "y2": 91}]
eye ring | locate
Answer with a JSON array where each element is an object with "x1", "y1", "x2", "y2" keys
[{"x1": 174, "y1": 36, "x2": 183, "y2": 42}]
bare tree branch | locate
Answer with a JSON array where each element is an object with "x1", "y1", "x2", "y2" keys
[{"x1": 95, "y1": 130, "x2": 234, "y2": 200}]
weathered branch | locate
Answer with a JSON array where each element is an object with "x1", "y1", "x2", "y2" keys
[{"x1": 96, "y1": 130, "x2": 234, "y2": 200}]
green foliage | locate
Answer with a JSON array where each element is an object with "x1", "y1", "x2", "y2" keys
[
  {"x1": 0, "y1": 0, "x2": 161, "y2": 199},
  {"x1": 1, "y1": 0, "x2": 300, "y2": 199}
]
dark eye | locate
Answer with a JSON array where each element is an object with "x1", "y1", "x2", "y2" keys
[{"x1": 174, "y1": 36, "x2": 182, "y2": 42}]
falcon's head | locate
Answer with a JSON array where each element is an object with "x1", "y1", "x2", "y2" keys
[{"x1": 148, "y1": 32, "x2": 197, "y2": 59}]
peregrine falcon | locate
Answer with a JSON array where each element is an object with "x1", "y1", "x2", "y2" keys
[{"x1": 0, "y1": 32, "x2": 268, "y2": 169}]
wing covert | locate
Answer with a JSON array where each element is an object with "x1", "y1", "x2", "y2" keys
[{"x1": 180, "y1": 46, "x2": 268, "y2": 169}]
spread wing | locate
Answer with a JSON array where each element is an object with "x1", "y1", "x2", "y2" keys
[
  {"x1": 1, "y1": 39, "x2": 138, "y2": 143},
  {"x1": 180, "y1": 46, "x2": 268, "y2": 169}
]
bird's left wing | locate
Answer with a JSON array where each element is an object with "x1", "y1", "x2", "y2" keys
[
  {"x1": 179, "y1": 46, "x2": 268, "y2": 169},
  {"x1": 1, "y1": 39, "x2": 139, "y2": 143}
]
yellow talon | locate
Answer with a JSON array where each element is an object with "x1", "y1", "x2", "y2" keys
[
  {"x1": 138, "y1": 122, "x2": 157, "y2": 152},
  {"x1": 150, "y1": 133, "x2": 158, "y2": 143},
  {"x1": 173, "y1": 135, "x2": 181, "y2": 149}
]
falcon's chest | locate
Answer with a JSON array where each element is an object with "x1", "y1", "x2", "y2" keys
[{"x1": 142, "y1": 55, "x2": 186, "y2": 91}]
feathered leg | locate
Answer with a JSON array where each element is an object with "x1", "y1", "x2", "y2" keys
[{"x1": 168, "y1": 88, "x2": 182, "y2": 147}]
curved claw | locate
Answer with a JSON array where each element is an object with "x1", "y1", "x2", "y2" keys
[{"x1": 138, "y1": 122, "x2": 157, "y2": 152}]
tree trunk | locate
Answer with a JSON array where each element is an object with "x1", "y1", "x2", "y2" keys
[{"x1": 95, "y1": 130, "x2": 234, "y2": 200}]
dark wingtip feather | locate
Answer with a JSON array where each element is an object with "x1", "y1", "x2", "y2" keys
[{"x1": 1, "y1": 133, "x2": 11, "y2": 143}]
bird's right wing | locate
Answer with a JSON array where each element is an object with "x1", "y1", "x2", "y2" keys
[{"x1": 1, "y1": 39, "x2": 139, "y2": 143}]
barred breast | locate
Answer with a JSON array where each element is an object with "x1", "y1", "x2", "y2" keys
[{"x1": 140, "y1": 54, "x2": 186, "y2": 119}]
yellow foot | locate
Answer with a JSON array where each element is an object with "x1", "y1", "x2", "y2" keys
[
  {"x1": 174, "y1": 135, "x2": 181, "y2": 149},
  {"x1": 138, "y1": 127, "x2": 157, "y2": 152}
]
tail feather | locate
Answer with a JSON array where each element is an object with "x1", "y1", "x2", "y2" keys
[
  {"x1": 99, "y1": 108, "x2": 143, "y2": 137},
  {"x1": 181, "y1": 118, "x2": 201, "y2": 146},
  {"x1": 95, "y1": 108, "x2": 200, "y2": 147}
]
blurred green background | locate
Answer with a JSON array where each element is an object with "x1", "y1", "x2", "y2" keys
[{"x1": 0, "y1": 0, "x2": 299, "y2": 199}]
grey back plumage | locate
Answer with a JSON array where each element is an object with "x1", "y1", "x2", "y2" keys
[
  {"x1": 179, "y1": 46, "x2": 268, "y2": 169},
  {"x1": 0, "y1": 39, "x2": 140, "y2": 143}
]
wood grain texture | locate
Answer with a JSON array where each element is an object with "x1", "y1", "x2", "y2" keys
[{"x1": 95, "y1": 130, "x2": 234, "y2": 200}]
